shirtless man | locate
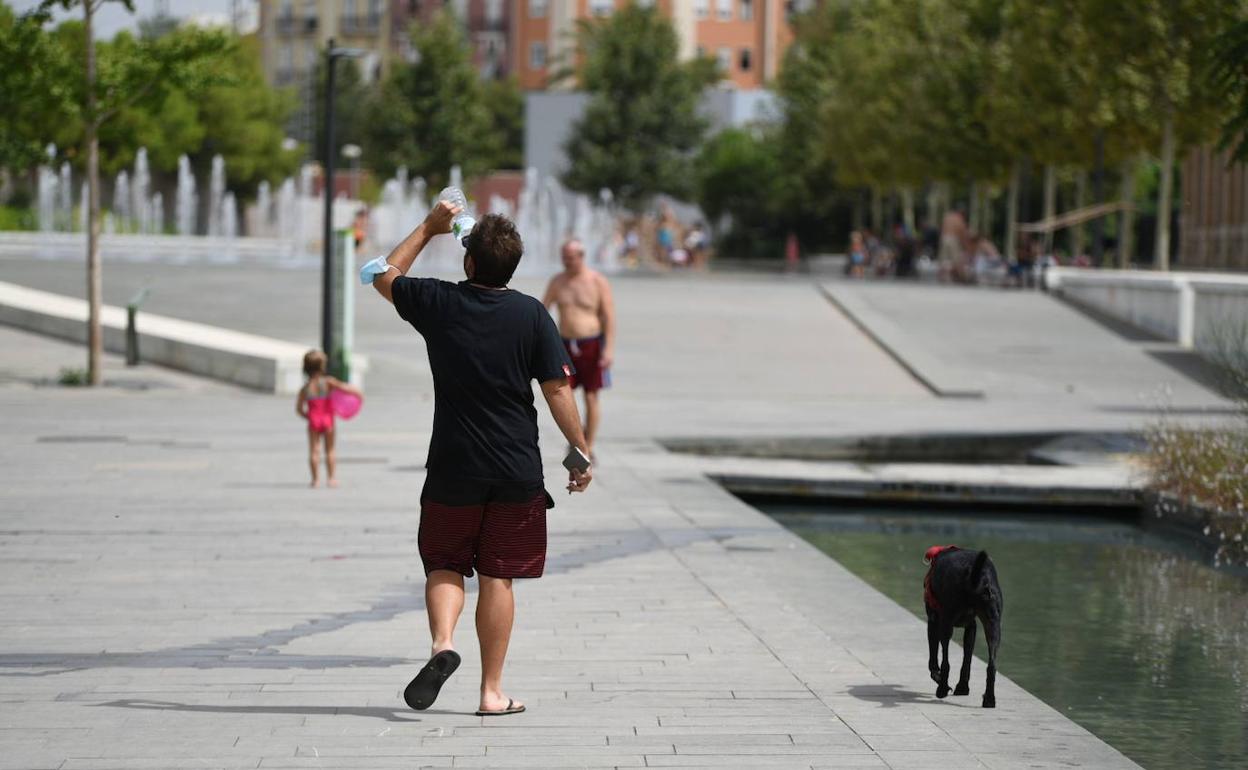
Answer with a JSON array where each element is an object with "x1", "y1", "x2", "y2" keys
[{"x1": 543, "y1": 239, "x2": 616, "y2": 458}]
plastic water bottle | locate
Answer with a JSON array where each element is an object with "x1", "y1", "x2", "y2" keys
[{"x1": 436, "y1": 186, "x2": 476, "y2": 245}]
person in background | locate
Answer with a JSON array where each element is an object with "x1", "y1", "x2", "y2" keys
[
  {"x1": 848, "y1": 231, "x2": 868, "y2": 278},
  {"x1": 543, "y1": 239, "x2": 617, "y2": 461},
  {"x1": 295, "y1": 350, "x2": 362, "y2": 488}
]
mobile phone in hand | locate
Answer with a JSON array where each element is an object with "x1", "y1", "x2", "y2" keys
[{"x1": 562, "y1": 446, "x2": 591, "y2": 473}]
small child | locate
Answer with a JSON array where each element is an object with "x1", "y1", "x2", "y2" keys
[{"x1": 296, "y1": 350, "x2": 363, "y2": 488}]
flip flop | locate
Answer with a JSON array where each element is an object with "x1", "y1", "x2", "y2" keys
[
  {"x1": 403, "y1": 650, "x2": 461, "y2": 710},
  {"x1": 476, "y1": 698, "x2": 526, "y2": 717}
]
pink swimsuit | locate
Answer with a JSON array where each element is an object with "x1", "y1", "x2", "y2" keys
[{"x1": 307, "y1": 382, "x2": 334, "y2": 434}]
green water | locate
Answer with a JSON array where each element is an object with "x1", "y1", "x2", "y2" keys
[{"x1": 761, "y1": 504, "x2": 1248, "y2": 770}]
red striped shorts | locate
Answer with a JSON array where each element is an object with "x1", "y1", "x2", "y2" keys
[{"x1": 418, "y1": 474, "x2": 554, "y2": 579}]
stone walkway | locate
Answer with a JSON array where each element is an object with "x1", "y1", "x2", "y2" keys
[{"x1": 1, "y1": 264, "x2": 1217, "y2": 769}]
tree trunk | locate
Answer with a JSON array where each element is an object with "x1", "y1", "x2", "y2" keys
[
  {"x1": 968, "y1": 179, "x2": 978, "y2": 230},
  {"x1": 1091, "y1": 132, "x2": 1105, "y2": 265},
  {"x1": 901, "y1": 186, "x2": 915, "y2": 234},
  {"x1": 1042, "y1": 165, "x2": 1056, "y2": 254},
  {"x1": 925, "y1": 185, "x2": 939, "y2": 228},
  {"x1": 983, "y1": 186, "x2": 994, "y2": 244},
  {"x1": 1005, "y1": 163, "x2": 1020, "y2": 262},
  {"x1": 1118, "y1": 157, "x2": 1137, "y2": 269},
  {"x1": 1072, "y1": 170, "x2": 1087, "y2": 259},
  {"x1": 870, "y1": 187, "x2": 882, "y2": 234},
  {"x1": 1155, "y1": 115, "x2": 1175, "y2": 271},
  {"x1": 85, "y1": 1, "x2": 102, "y2": 386}
]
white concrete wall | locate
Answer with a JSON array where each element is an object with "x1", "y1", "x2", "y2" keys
[
  {"x1": 1047, "y1": 267, "x2": 1248, "y2": 359},
  {"x1": 524, "y1": 88, "x2": 779, "y2": 182},
  {"x1": 1191, "y1": 276, "x2": 1248, "y2": 358},
  {"x1": 0, "y1": 281, "x2": 367, "y2": 394}
]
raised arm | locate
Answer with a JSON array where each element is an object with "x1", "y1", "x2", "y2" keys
[
  {"x1": 541, "y1": 276, "x2": 559, "y2": 312},
  {"x1": 539, "y1": 377, "x2": 592, "y2": 493},
  {"x1": 326, "y1": 376, "x2": 363, "y2": 398},
  {"x1": 596, "y1": 273, "x2": 616, "y2": 368},
  {"x1": 371, "y1": 201, "x2": 458, "y2": 303}
]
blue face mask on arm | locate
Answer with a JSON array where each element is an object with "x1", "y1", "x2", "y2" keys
[{"x1": 359, "y1": 255, "x2": 394, "y2": 285}]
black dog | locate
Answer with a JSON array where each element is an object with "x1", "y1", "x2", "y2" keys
[{"x1": 923, "y1": 545, "x2": 1003, "y2": 708}]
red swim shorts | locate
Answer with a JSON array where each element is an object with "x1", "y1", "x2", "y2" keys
[
  {"x1": 417, "y1": 474, "x2": 553, "y2": 579},
  {"x1": 563, "y1": 335, "x2": 611, "y2": 392}
]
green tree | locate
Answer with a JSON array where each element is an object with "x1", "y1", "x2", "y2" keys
[
  {"x1": 0, "y1": 3, "x2": 76, "y2": 171},
  {"x1": 485, "y1": 76, "x2": 524, "y2": 170},
  {"x1": 1213, "y1": 18, "x2": 1248, "y2": 163},
  {"x1": 37, "y1": 0, "x2": 228, "y2": 385},
  {"x1": 560, "y1": 5, "x2": 718, "y2": 211},
  {"x1": 312, "y1": 56, "x2": 369, "y2": 175},
  {"x1": 693, "y1": 127, "x2": 785, "y2": 258},
  {"x1": 363, "y1": 10, "x2": 499, "y2": 189}
]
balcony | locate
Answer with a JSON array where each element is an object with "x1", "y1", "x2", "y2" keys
[
  {"x1": 275, "y1": 14, "x2": 318, "y2": 35},
  {"x1": 340, "y1": 14, "x2": 382, "y2": 35}
]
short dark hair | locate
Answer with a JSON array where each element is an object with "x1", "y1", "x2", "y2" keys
[
  {"x1": 465, "y1": 214, "x2": 523, "y2": 287},
  {"x1": 303, "y1": 349, "x2": 327, "y2": 377}
]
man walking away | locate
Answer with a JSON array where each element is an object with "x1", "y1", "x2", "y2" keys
[
  {"x1": 368, "y1": 201, "x2": 593, "y2": 716},
  {"x1": 542, "y1": 239, "x2": 616, "y2": 460}
]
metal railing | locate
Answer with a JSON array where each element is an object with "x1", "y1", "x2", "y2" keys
[{"x1": 339, "y1": 14, "x2": 382, "y2": 34}]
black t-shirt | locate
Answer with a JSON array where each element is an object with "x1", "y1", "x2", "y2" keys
[{"x1": 392, "y1": 277, "x2": 574, "y2": 483}]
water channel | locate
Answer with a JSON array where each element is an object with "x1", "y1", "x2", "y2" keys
[{"x1": 757, "y1": 502, "x2": 1248, "y2": 770}]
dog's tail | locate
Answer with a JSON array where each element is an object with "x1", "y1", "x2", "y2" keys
[{"x1": 969, "y1": 550, "x2": 989, "y2": 587}]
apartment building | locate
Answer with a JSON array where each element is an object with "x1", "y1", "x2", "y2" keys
[
  {"x1": 259, "y1": 0, "x2": 414, "y2": 142},
  {"x1": 512, "y1": 0, "x2": 794, "y2": 91},
  {"x1": 407, "y1": 0, "x2": 514, "y2": 79}
]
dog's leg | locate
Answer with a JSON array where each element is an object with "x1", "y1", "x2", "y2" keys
[
  {"x1": 982, "y1": 612, "x2": 1000, "y2": 708},
  {"x1": 936, "y1": 624, "x2": 952, "y2": 699},
  {"x1": 953, "y1": 622, "x2": 975, "y2": 696},
  {"x1": 927, "y1": 617, "x2": 940, "y2": 683}
]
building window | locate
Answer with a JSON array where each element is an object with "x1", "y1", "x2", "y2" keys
[
  {"x1": 716, "y1": 47, "x2": 731, "y2": 72},
  {"x1": 590, "y1": 0, "x2": 612, "y2": 16},
  {"x1": 529, "y1": 0, "x2": 548, "y2": 18},
  {"x1": 280, "y1": 44, "x2": 294, "y2": 70},
  {"x1": 486, "y1": 0, "x2": 503, "y2": 24},
  {"x1": 739, "y1": 0, "x2": 753, "y2": 20},
  {"x1": 694, "y1": 0, "x2": 708, "y2": 19},
  {"x1": 739, "y1": 47, "x2": 751, "y2": 71},
  {"x1": 716, "y1": 0, "x2": 732, "y2": 21},
  {"x1": 529, "y1": 41, "x2": 547, "y2": 69}
]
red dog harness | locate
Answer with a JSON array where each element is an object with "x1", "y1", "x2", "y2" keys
[{"x1": 923, "y1": 545, "x2": 960, "y2": 611}]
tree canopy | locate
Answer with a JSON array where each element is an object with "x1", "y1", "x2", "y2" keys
[
  {"x1": 361, "y1": 10, "x2": 501, "y2": 189},
  {"x1": 0, "y1": 2, "x2": 300, "y2": 200},
  {"x1": 560, "y1": 5, "x2": 719, "y2": 211}
]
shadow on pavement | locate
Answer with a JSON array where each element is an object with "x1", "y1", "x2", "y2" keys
[
  {"x1": 846, "y1": 683, "x2": 933, "y2": 708},
  {"x1": 93, "y1": 698, "x2": 445, "y2": 721}
]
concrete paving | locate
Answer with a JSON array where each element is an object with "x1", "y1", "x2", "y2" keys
[{"x1": 2, "y1": 260, "x2": 1226, "y2": 769}]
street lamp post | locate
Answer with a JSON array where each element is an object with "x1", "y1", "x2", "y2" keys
[{"x1": 321, "y1": 40, "x2": 365, "y2": 377}]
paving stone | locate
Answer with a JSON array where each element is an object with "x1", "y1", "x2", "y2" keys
[{"x1": 0, "y1": 274, "x2": 1157, "y2": 770}]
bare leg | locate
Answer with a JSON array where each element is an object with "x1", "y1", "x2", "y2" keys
[
  {"x1": 425, "y1": 570, "x2": 464, "y2": 657},
  {"x1": 324, "y1": 428, "x2": 337, "y2": 487},
  {"x1": 307, "y1": 428, "x2": 320, "y2": 487},
  {"x1": 477, "y1": 574, "x2": 522, "y2": 712},
  {"x1": 954, "y1": 622, "x2": 976, "y2": 696},
  {"x1": 583, "y1": 390, "x2": 601, "y2": 457}
]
